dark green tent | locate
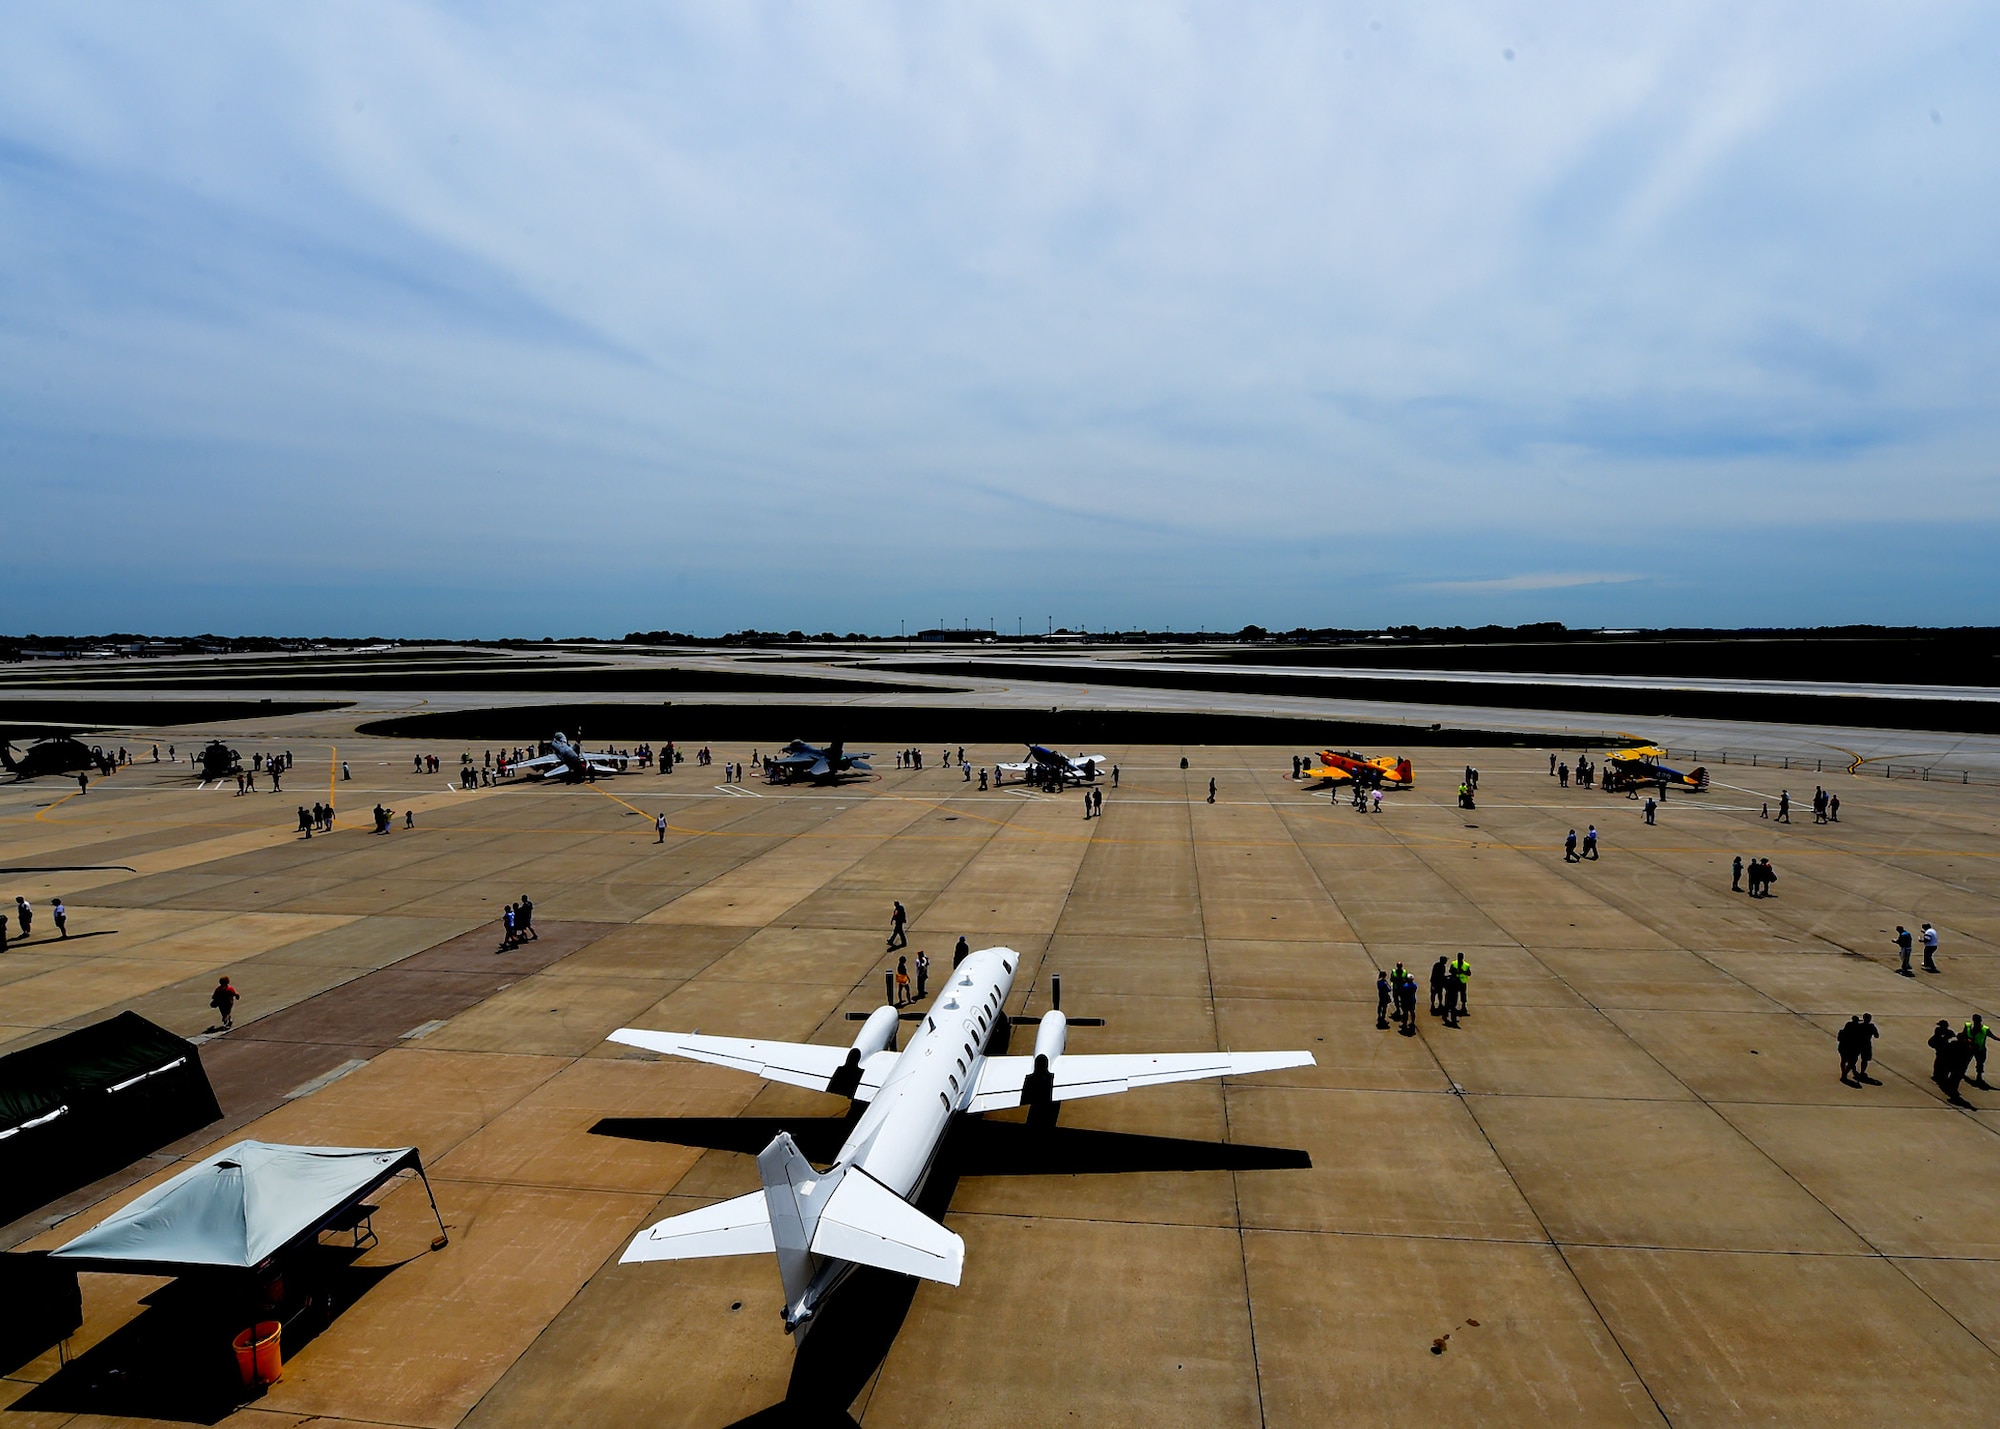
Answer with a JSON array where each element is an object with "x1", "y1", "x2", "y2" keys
[{"x1": 0, "y1": 1012, "x2": 221, "y2": 1227}]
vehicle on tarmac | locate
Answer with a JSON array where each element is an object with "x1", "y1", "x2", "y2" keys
[
  {"x1": 606, "y1": 947, "x2": 1312, "y2": 1338},
  {"x1": 767, "y1": 740, "x2": 873, "y2": 785},
  {"x1": 1603, "y1": 745, "x2": 1709, "y2": 792},
  {"x1": 1303, "y1": 750, "x2": 1414, "y2": 789},
  {"x1": 995, "y1": 744, "x2": 1108, "y2": 785},
  {"x1": 0, "y1": 736, "x2": 98, "y2": 781},
  {"x1": 512, "y1": 732, "x2": 632, "y2": 781}
]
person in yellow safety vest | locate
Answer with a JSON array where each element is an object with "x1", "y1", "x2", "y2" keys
[
  {"x1": 1448, "y1": 955, "x2": 1472, "y2": 1017},
  {"x1": 1389, "y1": 963, "x2": 1409, "y2": 1025},
  {"x1": 1967, "y1": 1015, "x2": 1992, "y2": 1088}
]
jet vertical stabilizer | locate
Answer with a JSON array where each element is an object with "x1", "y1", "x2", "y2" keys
[{"x1": 756, "y1": 1131, "x2": 963, "y2": 1330}]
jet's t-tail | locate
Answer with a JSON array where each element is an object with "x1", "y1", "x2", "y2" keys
[{"x1": 619, "y1": 1131, "x2": 963, "y2": 1329}]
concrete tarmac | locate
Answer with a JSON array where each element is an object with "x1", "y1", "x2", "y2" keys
[{"x1": 4, "y1": 715, "x2": 2000, "y2": 1425}]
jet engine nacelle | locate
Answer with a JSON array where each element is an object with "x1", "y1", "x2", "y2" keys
[
  {"x1": 1032, "y1": 1010, "x2": 1067, "y2": 1069},
  {"x1": 851, "y1": 1005, "x2": 901, "y2": 1060},
  {"x1": 827, "y1": 1004, "x2": 901, "y2": 1098}
]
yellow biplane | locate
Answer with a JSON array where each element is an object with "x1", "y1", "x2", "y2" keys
[{"x1": 1603, "y1": 745, "x2": 1708, "y2": 792}]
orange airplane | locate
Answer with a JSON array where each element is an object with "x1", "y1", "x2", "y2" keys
[{"x1": 1303, "y1": 750, "x2": 1414, "y2": 788}]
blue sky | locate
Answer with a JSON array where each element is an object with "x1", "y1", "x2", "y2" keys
[{"x1": 2, "y1": 2, "x2": 1996, "y2": 637}]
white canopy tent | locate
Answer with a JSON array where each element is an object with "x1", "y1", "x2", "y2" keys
[{"x1": 50, "y1": 1140, "x2": 444, "y2": 1272}]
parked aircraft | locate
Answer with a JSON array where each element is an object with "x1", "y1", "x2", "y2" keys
[
  {"x1": 606, "y1": 947, "x2": 1312, "y2": 1337},
  {"x1": 1304, "y1": 750, "x2": 1414, "y2": 788},
  {"x1": 0, "y1": 736, "x2": 97, "y2": 781},
  {"x1": 768, "y1": 740, "x2": 872, "y2": 785},
  {"x1": 1603, "y1": 745, "x2": 1709, "y2": 792},
  {"x1": 995, "y1": 745, "x2": 1108, "y2": 784},
  {"x1": 513, "y1": 732, "x2": 632, "y2": 781},
  {"x1": 196, "y1": 740, "x2": 242, "y2": 780}
]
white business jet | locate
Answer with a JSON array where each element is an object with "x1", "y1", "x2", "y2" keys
[{"x1": 606, "y1": 946, "x2": 1312, "y2": 1336}]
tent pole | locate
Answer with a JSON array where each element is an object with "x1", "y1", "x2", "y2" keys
[{"x1": 417, "y1": 1166, "x2": 449, "y2": 1249}]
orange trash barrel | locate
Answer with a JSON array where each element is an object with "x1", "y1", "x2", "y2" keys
[{"x1": 232, "y1": 1320, "x2": 283, "y2": 1385}]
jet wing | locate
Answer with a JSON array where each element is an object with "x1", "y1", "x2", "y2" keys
[
  {"x1": 965, "y1": 1050, "x2": 1315, "y2": 1112},
  {"x1": 514, "y1": 753, "x2": 565, "y2": 772},
  {"x1": 607, "y1": 1028, "x2": 898, "y2": 1098},
  {"x1": 621, "y1": 1191, "x2": 774, "y2": 1263}
]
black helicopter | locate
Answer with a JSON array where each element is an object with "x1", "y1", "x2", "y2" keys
[
  {"x1": 0, "y1": 736, "x2": 100, "y2": 781},
  {"x1": 197, "y1": 740, "x2": 243, "y2": 780}
]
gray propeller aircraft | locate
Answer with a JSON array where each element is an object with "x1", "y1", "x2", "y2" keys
[
  {"x1": 606, "y1": 946, "x2": 1312, "y2": 1338},
  {"x1": 767, "y1": 740, "x2": 872, "y2": 785},
  {"x1": 995, "y1": 744, "x2": 1109, "y2": 785}
]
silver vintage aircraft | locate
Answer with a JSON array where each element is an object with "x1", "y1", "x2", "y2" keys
[
  {"x1": 994, "y1": 743, "x2": 1109, "y2": 785},
  {"x1": 606, "y1": 946, "x2": 1312, "y2": 1335}
]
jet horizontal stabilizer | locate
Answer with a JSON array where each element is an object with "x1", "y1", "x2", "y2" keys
[
  {"x1": 1009, "y1": 1014, "x2": 1106, "y2": 1026},
  {"x1": 622, "y1": 1191, "x2": 775, "y2": 1263}
]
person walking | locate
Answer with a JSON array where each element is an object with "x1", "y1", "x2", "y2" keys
[
  {"x1": 1371, "y1": 788, "x2": 1382, "y2": 814},
  {"x1": 298, "y1": 806, "x2": 314, "y2": 838},
  {"x1": 1829, "y1": 793, "x2": 1840, "y2": 822},
  {"x1": 52, "y1": 899, "x2": 66, "y2": 939},
  {"x1": 517, "y1": 894, "x2": 537, "y2": 940},
  {"x1": 1838, "y1": 1016, "x2": 1863, "y2": 1084},
  {"x1": 1442, "y1": 961, "x2": 1464, "y2": 1027},
  {"x1": 1111, "y1": 766, "x2": 1120, "y2": 788},
  {"x1": 1643, "y1": 796, "x2": 1657, "y2": 825},
  {"x1": 501, "y1": 905, "x2": 517, "y2": 949},
  {"x1": 1429, "y1": 956, "x2": 1448, "y2": 1016},
  {"x1": 915, "y1": 949, "x2": 930, "y2": 1000},
  {"x1": 1921, "y1": 923, "x2": 1939, "y2": 973},
  {"x1": 1207, "y1": 778, "x2": 1216, "y2": 804},
  {"x1": 1564, "y1": 829, "x2": 1579, "y2": 862},
  {"x1": 953, "y1": 934, "x2": 970, "y2": 967},
  {"x1": 1945, "y1": 1032, "x2": 1976, "y2": 1103},
  {"x1": 1967, "y1": 1015, "x2": 1992, "y2": 1087},
  {"x1": 894, "y1": 957, "x2": 912, "y2": 1006},
  {"x1": 1777, "y1": 790, "x2": 1791, "y2": 823},
  {"x1": 210, "y1": 975, "x2": 241, "y2": 1029},
  {"x1": 656, "y1": 812, "x2": 667, "y2": 843},
  {"x1": 1929, "y1": 1019, "x2": 1955, "y2": 1086},
  {"x1": 1583, "y1": 826, "x2": 1599, "y2": 860},
  {"x1": 1895, "y1": 926, "x2": 1914, "y2": 976},
  {"x1": 1857, "y1": 1014, "x2": 1879, "y2": 1080},
  {"x1": 887, "y1": 901, "x2": 908, "y2": 952},
  {"x1": 1731, "y1": 855, "x2": 1744, "y2": 892},
  {"x1": 15, "y1": 897, "x2": 31, "y2": 939}
]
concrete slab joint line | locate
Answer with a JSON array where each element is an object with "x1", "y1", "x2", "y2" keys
[{"x1": 284, "y1": 1056, "x2": 368, "y2": 1100}]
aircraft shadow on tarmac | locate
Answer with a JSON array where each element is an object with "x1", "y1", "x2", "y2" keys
[{"x1": 590, "y1": 1114, "x2": 1311, "y2": 1427}]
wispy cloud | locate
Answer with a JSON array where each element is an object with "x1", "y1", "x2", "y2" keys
[
  {"x1": 1413, "y1": 572, "x2": 1647, "y2": 594},
  {"x1": 0, "y1": 2, "x2": 1996, "y2": 633}
]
